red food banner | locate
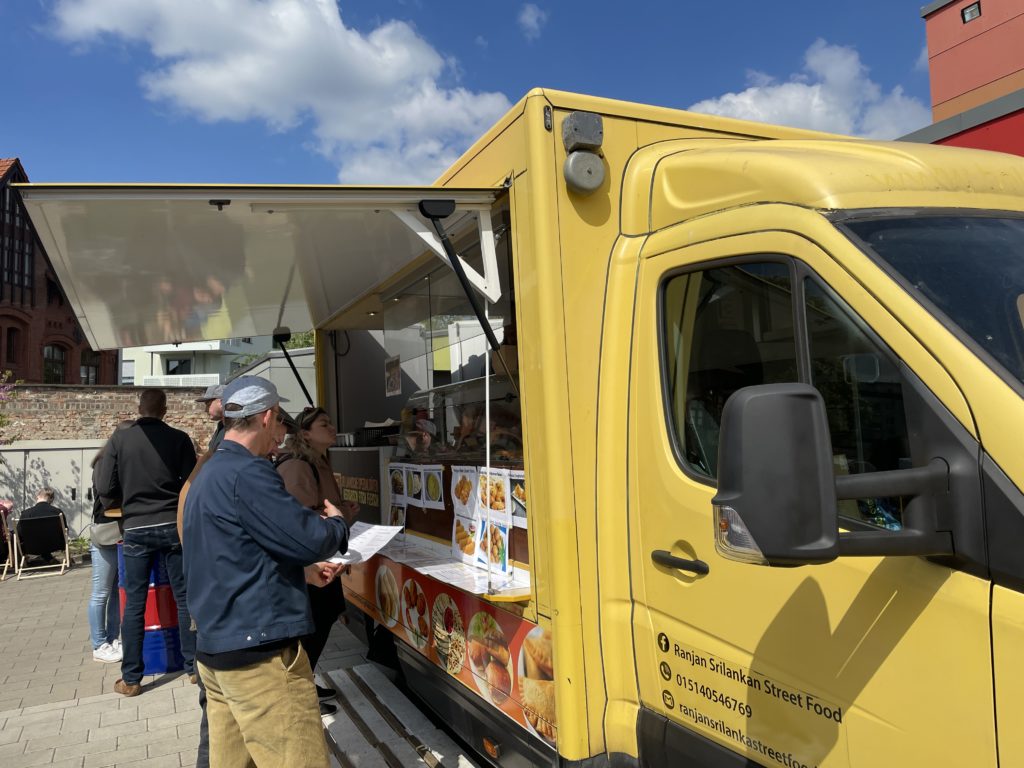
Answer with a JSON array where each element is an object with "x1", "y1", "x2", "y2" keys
[{"x1": 342, "y1": 556, "x2": 556, "y2": 746}]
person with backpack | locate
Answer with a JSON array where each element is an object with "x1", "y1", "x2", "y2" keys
[{"x1": 276, "y1": 406, "x2": 358, "y2": 714}]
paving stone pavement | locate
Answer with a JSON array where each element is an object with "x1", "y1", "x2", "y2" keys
[{"x1": 0, "y1": 565, "x2": 366, "y2": 768}]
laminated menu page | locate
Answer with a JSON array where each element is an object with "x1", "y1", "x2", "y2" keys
[
  {"x1": 477, "y1": 466, "x2": 512, "y2": 526},
  {"x1": 509, "y1": 469, "x2": 527, "y2": 529},
  {"x1": 450, "y1": 466, "x2": 480, "y2": 565},
  {"x1": 420, "y1": 464, "x2": 445, "y2": 510},
  {"x1": 329, "y1": 522, "x2": 404, "y2": 565},
  {"x1": 388, "y1": 463, "x2": 408, "y2": 506},
  {"x1": 405, "y1": 465, "x2": 425, "y2": 509}
]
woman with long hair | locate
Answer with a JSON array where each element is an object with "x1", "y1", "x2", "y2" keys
[
  {"x1": 89, "y1": 419, "x2": 134, "y2": 663},
  {"x1": 276, "y1": 406, "x2": 358, "y2": 713}
]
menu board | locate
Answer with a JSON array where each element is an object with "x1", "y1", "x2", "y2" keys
[{"x1": 343, "y1": 557, "x2": 556, "y2": 747}]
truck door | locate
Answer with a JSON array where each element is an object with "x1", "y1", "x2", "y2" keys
[{"x1": 628, "y1": 231, "x2": 995, "y2": 767}]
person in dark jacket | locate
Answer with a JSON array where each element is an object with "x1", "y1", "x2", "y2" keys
[
  {"x1": 95, "y1": 388, "x2": 197, "y2": 697},
  {"x1": 18, "y1": 487, "x2": 67, "y2": 523},
  {"x1": 183, "y1": 375, "x2": 348, "y2": 768}
]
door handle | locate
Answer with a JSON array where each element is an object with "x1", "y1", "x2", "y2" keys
[{"x1": 651, "y1": 549, "x2": 710, "y2": 575}]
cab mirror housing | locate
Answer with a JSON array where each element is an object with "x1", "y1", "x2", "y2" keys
[{"x1": 712, "y1": 384, "x2": 840, "y2": 566}]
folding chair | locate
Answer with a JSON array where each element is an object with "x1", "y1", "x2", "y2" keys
[
  {"x1": 0, "y1": 514, "x2": 11, "y2": 581},
  {"x1": 13, "y1": 513, "x2": 71, "y2": 579}
]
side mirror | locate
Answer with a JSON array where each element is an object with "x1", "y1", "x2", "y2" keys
[
  {"x1": 712, "y1": 384, "x2": 954, "y2": 567},
  {"x1": 711, "y1": 384, "x2": 839, "y2": 566}
]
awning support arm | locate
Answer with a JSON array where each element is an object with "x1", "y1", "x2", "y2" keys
[
  {"x1": 417, "y1": 200, "x2": 519, "y2": 396},
  {"x1": 272, "y1": 328, "x2": 315, "y2": 407},
  {"x1": 392, "y1": 208, "x2": 501, "y2": 303}
]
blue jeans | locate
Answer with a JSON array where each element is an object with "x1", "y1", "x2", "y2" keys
[
  {"x1": 121, "y1": 523, "x2": 195, "y2": 683},
  {"x1": 88, "y1": 543, "x2": 120, "y2": 649}
]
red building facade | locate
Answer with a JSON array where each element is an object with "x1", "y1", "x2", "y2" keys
[
  {"x1": 906, "y1": 0, "x2": 1024, "y2": 154},
  {"x1": 0, "y1": 158, "x2": 117, "y2": 384}
]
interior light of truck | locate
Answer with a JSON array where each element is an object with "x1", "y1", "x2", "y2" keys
[
  {"x1": 714, "y1": 504, "x2": 768, "y2": 565},
  {"x1": 962, "y1": 2, "x2": 981, "y2": 22}
]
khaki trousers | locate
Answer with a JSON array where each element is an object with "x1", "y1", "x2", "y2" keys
[{"x1": 198, "y1": 643, "x2": 329, "y2": 768}]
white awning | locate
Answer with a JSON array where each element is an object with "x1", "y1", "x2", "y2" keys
[{"x1": 18, "y1": 184, "x2": 503, "y2": 350}]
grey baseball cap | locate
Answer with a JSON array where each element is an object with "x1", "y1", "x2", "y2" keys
[
  {"x1": 222, "y1": 375, "x2": 289, "y2": 419},
  {"x1": 195, "y1": 384, "x2": 225, "y2": 403}
]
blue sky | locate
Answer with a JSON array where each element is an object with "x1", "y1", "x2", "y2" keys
[{"x1": 0, "y1": 1, "x2": 934, "y2": 185}]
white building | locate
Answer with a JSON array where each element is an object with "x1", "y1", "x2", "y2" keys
[{"x1": 119, "y1": 336, "x2": 273, "y2": 387}]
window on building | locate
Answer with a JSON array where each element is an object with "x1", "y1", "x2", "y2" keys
[
  {"x1": 166, "y1": 358, "x2": 192, "y2": 376},
  {"x1": 121, "y1": 359, "x2": 135, "y2": 386},
  {"x1": 6, "y1": 327, "x2": 19, "y2": 364},
  {"x1": 46, "y1": 277, "x2": 64, "y2": 306},
  {"x1": 43, "y1": 345, "x2": 66, "y2": 384},
  {"x1": 80, "y1": 350, "x2": 101, "y2": 384}
]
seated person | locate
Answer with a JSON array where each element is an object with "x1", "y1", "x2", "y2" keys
[
  {"x1": 16, "y1": 487, "x2": 67, "y2": 563},
  {"x1": 19, "y1": 487, "x2": 66, "y2": 524}
]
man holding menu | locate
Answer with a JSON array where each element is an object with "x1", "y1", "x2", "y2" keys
[{"x1": 183, "y1": 376, "x2": 348, "y2": 768}]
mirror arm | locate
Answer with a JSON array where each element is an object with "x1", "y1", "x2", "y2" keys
[
  {"x1": 834, "y1": 459, "x2": 948, "y2": 500},
  {"x1": 838, "y1": 529, "x2": 953, "y2": 557}
]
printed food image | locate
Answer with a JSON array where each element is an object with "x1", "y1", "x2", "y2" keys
[
  {"x1": 519, "y1": 626, "x2": 557, "y2": 743},
  {"x1": 480, "y1": 523, "x2": 506, "y2": 566},
  {"x1": 512, "y1": 482, "x2": 527, "y2": 506},
  {"x1": 389, "y1": 505, "x2": 406, "y2": 528},
  {"x1": 454, "y1": 474, "x2": 473, "y2": 506},
  {"x1": 482, "y1": 475, "x2": 506, "y2": 511},
  {"x1": 454, "y1": 519, "x2": 476, "y2": 555},
  {"x1": 467, "y1": 612, "x2": 512, "y2": 706},
  {"x1": 375, "y1": 567, "x2": 399, "y2": 628},
  {"x1": 425, "y1": 472, "x2": 442, "y2": 502},
  {"x1": 390, "y1": 469, "x2": 404, "y2": 496},
  {"x1": 400, "y1": 578, "x2": 430, "y2": 649},
  {"x1": 431, "y1": 593, "x2": 466, "y2": 675},
  {"x1": 407, "y1": 470, "x2": 423, "y2": 499}
]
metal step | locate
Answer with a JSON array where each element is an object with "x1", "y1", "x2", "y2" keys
[{"x1": 322, "y1": 663, "x2": 482, "y2": 768}]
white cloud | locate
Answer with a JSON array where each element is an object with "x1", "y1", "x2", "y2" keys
[
  {"x1": 915, "y1": 45, "x2": 930, "y2": 73},
  {"x1": 689, "y1": 39, "x2": 931, "y2": 140},
  {"x1": 518, "y1": 4, "x2": 548, "y2": 41},
  {"x1": 50, "y1": 0, "x2": 511, "y2": 183}
]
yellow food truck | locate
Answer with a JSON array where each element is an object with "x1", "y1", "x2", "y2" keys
[{"x1": 19, "y1": 88, "x2": 1024, "y2": 768}]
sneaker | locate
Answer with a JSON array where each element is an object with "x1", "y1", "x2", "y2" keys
[
  {"x1": 111, "y1": 638, "x2": 121, "y2": 651},
  {"x1": 93, "y1": 643, "x2": 122, "y2": 663},
  {"x1": 316, "y1": 684, "x2": 336, "y2": 700},
  {"x1": 319, "y1": 700, "x2": 337, "y2": 716},
  {"x1": 114, "y1": 679, "x2": 142, "y2": 697},
  {"x1": 189, "y1": 673, "x2": 198, "y2": 684}
]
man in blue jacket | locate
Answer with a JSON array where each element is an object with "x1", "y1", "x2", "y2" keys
[{"x1": 183, "y1": 376, "x2": 348, "y2": 768}]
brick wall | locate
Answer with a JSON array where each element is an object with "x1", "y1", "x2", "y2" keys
[{"x1": 3, "y1": 385, "x2": 218, "y2": 450}]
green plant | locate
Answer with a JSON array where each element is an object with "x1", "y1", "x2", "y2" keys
[{"x1": 69, "y1": 536, "x2": 90, "y2": 554}]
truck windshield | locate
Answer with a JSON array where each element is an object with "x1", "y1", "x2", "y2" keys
[{"x1": 843, "y1": 214, "x2": 1024, "y2": 390}]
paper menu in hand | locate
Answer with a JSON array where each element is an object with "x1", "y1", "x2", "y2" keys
[{"x1": 329, "y1": 522, "x2": 404, "y2": 565}]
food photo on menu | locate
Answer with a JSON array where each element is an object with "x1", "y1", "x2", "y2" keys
[
  {"x1": 401, "y1": 578, "x2": 430, "y2": 650},
  {"x1": 390, "y1": 465, "x2": 406, "y2": 501},
  {"x1": 519, "y1": 627, "x2": 557, "y2": 743},
  {"x1": 477, "y1": 521, "x2": 509, "y2": 573},
  {"x1": 423, "y1": 466, "x2": 444, "y2": 507},
  {"x1": 453, "y1": 516, "x2": 477, "y2": 560},
  {"x1": 406, "y1": 466, "x2": 423, "y2": 504},
  {"x1": 375, "y1": 566, "x2": 399, "y2": 628},
  {"x1": 510, "y1": 469, "x2": 527, "y2": 527},
  {"x1": 467, "y1": 612, "x2": 512, "y2": 706},
  {"x1": 431, "y1": 592, "x2": 466, "y2": 676},
  {"x1": 451, "y1": 466, "x2": 478, "y2": 514}
]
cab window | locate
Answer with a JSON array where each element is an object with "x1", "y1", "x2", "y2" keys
[{"x1": 662, "y1": 259, "x2": 912, "y2": 530}]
